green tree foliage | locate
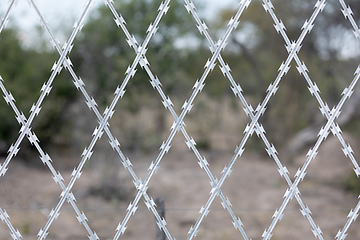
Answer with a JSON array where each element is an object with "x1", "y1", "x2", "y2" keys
[
  {"x1": 216, "y1": 0, "x2": 360, "y2": 148},
  {"x1": 70, "y1": 0, "x2": 209, "y2": 151},
  {"x1": 72, "y1": 0, "x2": 200, "y2": 108},
  {"x1": 0, "y1": 28, "x2": 75, "y2": 156},
  {"x1": 2, "y1": 0, "x2": 358, "y2": 156}
]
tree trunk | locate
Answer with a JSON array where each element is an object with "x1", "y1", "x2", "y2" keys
[{"x1": 286, "y1": 83, "x2": 360, "y2": 158}]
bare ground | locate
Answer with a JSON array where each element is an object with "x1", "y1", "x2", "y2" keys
[{"x1": 0, "y1": 134, "x2": 360, "y2": 240}]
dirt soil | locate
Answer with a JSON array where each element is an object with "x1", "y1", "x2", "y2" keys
[{"x1": 0, "y1": 134, "x2": 360, "y2": 240}]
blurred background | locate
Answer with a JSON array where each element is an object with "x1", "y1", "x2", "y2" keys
[{"x1": 1, "y1": 0, "x2": 360, "y2": 239}]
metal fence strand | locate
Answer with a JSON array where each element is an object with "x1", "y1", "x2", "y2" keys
[{"x1": 0, "y1": 0, "x2": 359, "y2": 239}]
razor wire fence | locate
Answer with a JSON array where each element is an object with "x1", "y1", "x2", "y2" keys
[{"x1": 0, "y1": 0, "x2": 360, "y2": 239}]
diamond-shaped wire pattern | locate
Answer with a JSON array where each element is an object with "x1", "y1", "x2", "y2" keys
[{"x1": 0, "y1": 0, "x2": 360, "y2": 239}]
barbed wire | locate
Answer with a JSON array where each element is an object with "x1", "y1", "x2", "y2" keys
[
  {"x1": 0, "y1": 205, "x2": 354, "y2": 213},
  {"x1": 0, "y1": 0, "x2": 359, "y2": 239}
]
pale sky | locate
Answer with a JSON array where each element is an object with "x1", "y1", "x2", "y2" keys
[
  {"x1": 0, "y1": 0, "x2": 238, "y2": 49},
  {"x1": 1, "y1": 0, "x2": 237, "y2": 31}
]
